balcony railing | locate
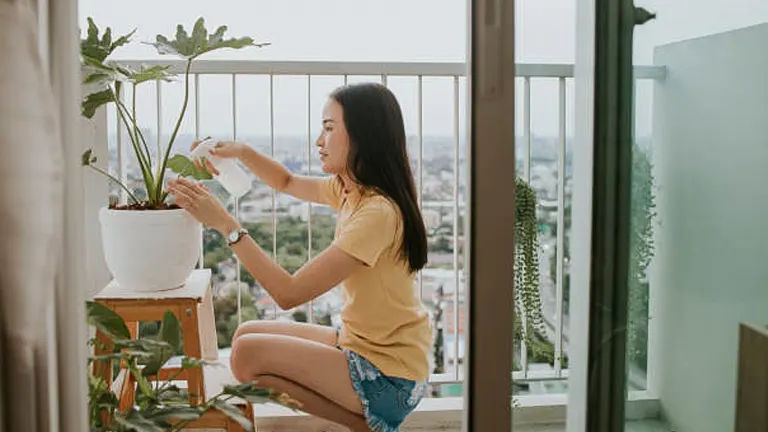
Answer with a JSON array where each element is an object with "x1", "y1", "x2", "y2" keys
[{"x1": 93, "y1": 60, "x2": 665, "y2": 399}]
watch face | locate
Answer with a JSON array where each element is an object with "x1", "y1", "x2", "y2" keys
[{"x1": 228, "y1": 230, "x2": 239, "y2": 242}]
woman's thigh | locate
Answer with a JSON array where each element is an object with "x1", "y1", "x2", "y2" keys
[
  {"x1": 232, "y1": 319, "x2": 337, "y2": 347},
  {"x1": 230, "y1": 333, "x2": 361, "y2": 414}
]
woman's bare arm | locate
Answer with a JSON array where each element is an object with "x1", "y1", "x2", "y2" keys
[
  {"x1": 238, "y1": 145, "x2": 333, "y2": 206},
  {"x1": 169, "y1": 177, "x2": 356, "y2": 308},
  {"x1": 224, "y1": 220, "x2": 363, "y2": 309}
]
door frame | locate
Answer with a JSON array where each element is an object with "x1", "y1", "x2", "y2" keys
[
  {"x1": 462, "y1": 0, "x2": 517, "y2": 430},
  {"x1": 569, "y1": 0, "x2": 637, "y2": 430}
]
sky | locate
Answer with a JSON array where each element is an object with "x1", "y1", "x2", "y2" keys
[
  {"x1": 78, "y1": 0, "x2": 768, "y2": 140},
  {"x1": 79, "y1": 0, "x2": 578, "y2": 140}
]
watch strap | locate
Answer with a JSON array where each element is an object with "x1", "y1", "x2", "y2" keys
[{"x1": 227, "y1": 228, "x2": 249, "y2": 246}]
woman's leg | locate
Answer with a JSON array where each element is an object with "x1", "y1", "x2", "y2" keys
[
  {"x1": 232, "y1": 319, "x2": 337, "y2": 346},
  {"x1": 230, "y1": 333, "x2": 367, "y2": 428},
  {"x1": 258, "y1": 375, "x2": 370, "y2": 432}
]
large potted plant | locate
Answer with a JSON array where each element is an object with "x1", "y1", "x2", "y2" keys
[{"x1": 79, "y1": 18, "x2": 267, "y2": 291}]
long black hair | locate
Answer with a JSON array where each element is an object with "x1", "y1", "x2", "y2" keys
[{"x1": 330, "y1": 83, "x2": 428, "y2": 273}]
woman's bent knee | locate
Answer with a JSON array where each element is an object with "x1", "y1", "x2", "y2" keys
[
  {"x1": 232, "y1": 320, "x2": 266, "y2": 340},
  {"x1": 229, "y1": 336, "x2": 258, "y2": 383},
  {"x1": 230, "y1": 334, "x2": 274, "y2": 383}
]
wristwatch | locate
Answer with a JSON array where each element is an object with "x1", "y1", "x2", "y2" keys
[{"x1": 226, "y1": 228, "x2": 249, "y2": 246}]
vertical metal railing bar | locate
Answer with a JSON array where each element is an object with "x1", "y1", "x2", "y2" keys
[
  {"x1": 452, "y1": 76, "x2": 460, "y2": 380},
  {"x1": 232, "y1": 73, "x2": 243, "y2": 325},
  {"x1": 554, "y1": 77, "x2": 567, "y2": 374},
  {"x1": 270, "y1": 74, "x2": 278, "y2": 319},
  {"x1": 417, "y1": 75, "x2": 424, "y2": 300},
  {"x1": 195, "y1": 74, "x2": 204, "y2": 269},
  {"x1": 519, "y1": 76, "x2": 532, "y2": 377},
  {"x1": 306, "y1": 75, "x2": 314, "y2": 324}
]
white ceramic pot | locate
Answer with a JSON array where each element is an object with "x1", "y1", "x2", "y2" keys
[{"x1": 99, "y1": 207, "x2": 201, "y2": 292}]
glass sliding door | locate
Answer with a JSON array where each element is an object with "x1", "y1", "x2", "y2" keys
[
  {"x1": 627, "y1": 1, "x2": 768, "y2": 431},
  {"x1": 573, "y1": 0, "x2": 768, "y2": 430},
  {"x1": 568, "y1": 0, "x2": 656, "y2": 430}
]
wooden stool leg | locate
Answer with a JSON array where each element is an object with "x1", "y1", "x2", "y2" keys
[
  {"x1": 198, "y1": 286, "x2": 219, "y2": 361},
  {"x1": 118, "y1": 322, "x2": 140, "y2": 411},
  {"x1": 93, "y1": 330, "x2": 113, "y2": 387},
  {"x1": 226, "y1": 404, "x2": 254, "y2": 432},
  {"x1": 118, "y1": 371, "x2": 136, "y2": 412},
  {"x1": 179, "y1": 304, "x2": 204, "y2": 404}
]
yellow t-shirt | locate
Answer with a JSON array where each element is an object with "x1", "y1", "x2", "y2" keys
[{"x1": 320, "y1": 176, "x2": 432, "y2": 381}]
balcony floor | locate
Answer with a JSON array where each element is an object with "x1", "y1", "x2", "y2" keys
[{"x1": 186, "y1": 419, "x2": 670, "y2": 432}]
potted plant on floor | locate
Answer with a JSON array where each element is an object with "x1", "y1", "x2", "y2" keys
[
  {"x1": 87, "y1": 301, "x2": 298, "y2": 431},
  {"x1": 79, "y1": 18, "x2": 268, "y2": 292}
]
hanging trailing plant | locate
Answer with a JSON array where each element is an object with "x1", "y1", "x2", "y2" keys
[
  {"x1": 514, "y1": 177, "x2": 544, "y2": 347},
  {"x1": 627, "y1": 143, "x2": 657, "y2": 371}
]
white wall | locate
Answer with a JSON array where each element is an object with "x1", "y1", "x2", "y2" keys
[
  {"x1": 633, "y1": 2, "x2": 768, "y2": 139},
  {"x1": 652, "y1": 23, "x2": 768, "y2": 432},
  {"x1": 634, "y1": 0, "x2": 768, "y2": 64}
]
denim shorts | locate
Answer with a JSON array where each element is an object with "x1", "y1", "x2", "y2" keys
[{"x1": 342, "y1": 348, "x2": 428, "y2": 431}]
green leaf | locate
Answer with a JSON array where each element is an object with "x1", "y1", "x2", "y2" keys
[
  {"x1": 114, "y1": 338, "x2": 171, "y2": 353},
  {"x1": 167, "y1": 154, "x2": 213, "y2": 180},
  {"x1": 158, "y1": 311, "x2": 182, "y2": 352},
  {"x1": 130, "y1": 364, "x2": 156, "y2": 399},
  {"x1": 144, "y1": 406, "x2": 202, "y2": 423},
  {"x1": 81, "y1": 149, "x2": 94, "y2": 166},
  {"x1": 89, "y1": 351, "x2": 154, "y2": 363},
  {"x1": 221, "y1": 383, "x2": 273, "y2": 405},
  {"x1": 113, "y1": 411, "x2": 165, "y2": 432},
  {"x1": 110, "y1": 28, "x2": 137, "y2": 53},
  {"x1": 180, "y1": 357, "x2": 217, "y2": 370},
  {"x1": 100, "y1": 27, "x2": 112, "y2": 50},
  {"x1": 83, "y1": 71, "x2": 112, "y2": 86},
  {"x1": 156, "y1": 384, "x2": 189, "y2": 404},
  {"x1": 86, "y1": 301, "x2": 131, "y2": 341},
  {"x1": 81, "y1": 89, "x2": 115, "y2": 119},
  {"x1": 210, "y1": 399, "x2": 254, "y2": 431},
  {"x1": 142, "y1": 311, "x2": 180, "y2": 376},
  {"x1": 125, "y1": 65, "x2": 176, "y2": 85},
  {"x1": 81, "y1": 18, "x2": 110, "y2": 62},
  {"x1": 80, "y1": 17, "x2": 135, "y2": 62},
  {"x1": 147, "y1": 17, "x2": 267, "y2": 60},
  {"x1": 140, "y1": 350, "x2": 171, "y2": 377},
  {"x1": 221, "y1": 383, "x2": 300, "y2": 409},
  {"x1": 81, "y1": 54, "x2": 114, "y2": 72}
]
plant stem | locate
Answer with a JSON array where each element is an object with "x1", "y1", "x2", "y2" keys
[
  {"x1": 113, "y1": 92, "x2": 156, "y2": 203},
  {"x1": 115, "y1": 96, "x2": 152, "y2": 173},
  {"x1": 132, "y1": 83, "x2": 153, "y2": 168},
  {"x1": 156, "y1": 366, "x2": 186, "y2": 393},
  {"x1": 154, "y1": 59, "x2": 193, "y2": 203},
  {"x1": 113, "y1": 83, "x2": 144, "y2": 166},
  {"x1": 87, "y1": 164, "x2": 140, "y2": 204}
]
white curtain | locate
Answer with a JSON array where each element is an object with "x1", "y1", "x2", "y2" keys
[{"x1": 0, "y1": 0, "x2": 88, "y2": 430}]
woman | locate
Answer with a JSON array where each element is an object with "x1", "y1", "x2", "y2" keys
[{"x1": 169, "y1": 83, "x2": 432, "y2": 432}]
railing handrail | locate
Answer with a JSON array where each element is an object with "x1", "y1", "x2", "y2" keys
[
  {"x1": 96, "y1": 56, "x2": 663, "y2": 388},
  {"x1": 113, "y1": 59, "x2": 666, "y2": 79}
]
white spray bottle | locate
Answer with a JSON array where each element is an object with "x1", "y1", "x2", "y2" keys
[{"x1": 189, "y1": 139, "x2": 251, "y2": 198}]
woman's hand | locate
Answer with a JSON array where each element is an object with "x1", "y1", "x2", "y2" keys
[
  {"x1": 168, "y1": 178, "x2": 237, "y2": 235},
  {"x1": 190, "y1": 140, "x2": 246, "y2": 175}
]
